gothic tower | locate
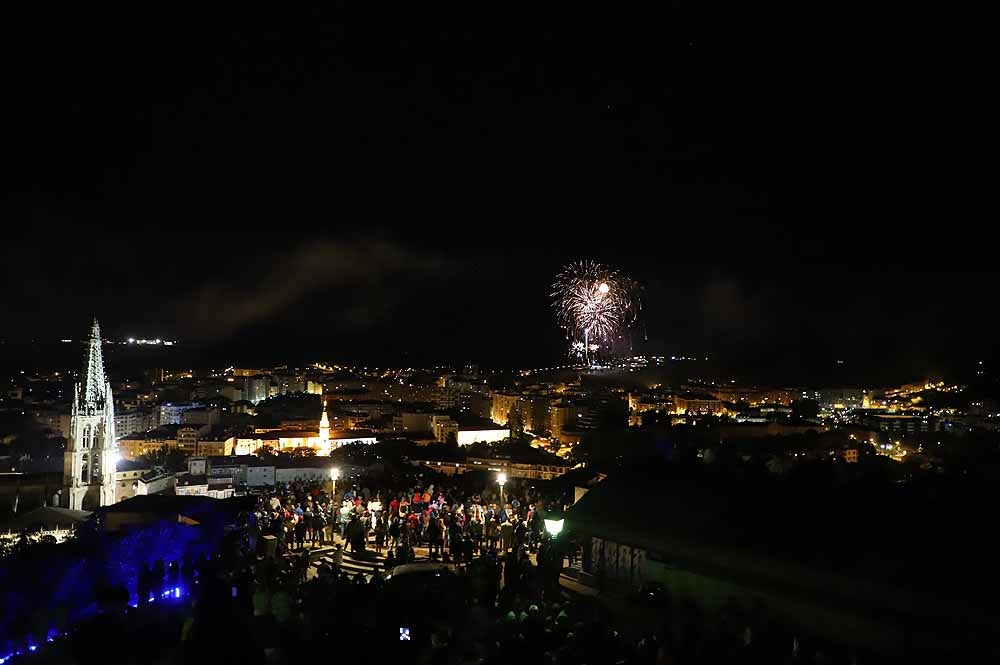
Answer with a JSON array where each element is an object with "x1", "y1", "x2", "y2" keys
[
  {"x1": 63, "y1": 318, "x2": 118, "y2": 510},
  {"x1": 319, "y1": 398, "x2": 331, "y2": 453}
]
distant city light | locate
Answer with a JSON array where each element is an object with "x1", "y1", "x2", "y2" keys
[{"x1": 125, "y1": 337, "x2": 178, "y2": 346}]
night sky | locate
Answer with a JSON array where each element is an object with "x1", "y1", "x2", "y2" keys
[{"x1": 2, "y1": 6, "x2": 989, "y2": 383}]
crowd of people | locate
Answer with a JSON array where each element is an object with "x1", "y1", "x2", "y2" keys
[
  {"x1": 207, "y1": 475, "x2": 661, "y2": 664},
  {"x1": 13, "y1": 471, "x2": 873, "y2": 664},
  {"x1": 249, "y1": 474, "x2": 572, "y2": 566},
  {"x1": 165, "y1": 474, "x2": 861, "y2": 664}
]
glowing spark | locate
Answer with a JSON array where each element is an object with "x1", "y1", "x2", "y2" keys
[{"x1": 552, "y1": 261, "x2": 640, "y2": 363}]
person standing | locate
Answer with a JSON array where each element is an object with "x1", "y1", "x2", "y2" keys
[
  {"x1": 296, "y1": 548, "x2": 310, "y2": 583},
  {"x1": 374, "y1": 514, "x2": 387, "y2": 555},
  {"x1": 427, "y1": 515, "x2": 442, "y2": 558},
  {"x1": 462, "y1": 534, "x2": 474, "y2": 565},
  {"x1": 487, "y1": 517, "x2": 500, "y2": 553},
  {"x1": 419, "y1": 510, "x2": 430, "y2": 546},
  {"x1": 448, "y1": 518, "x2": 463, "y2": 557},
  {"x1": 368, "y1": 497, "x2": 382, "y2": 537},
  {"x1": 331, "y1": 543, "x2": 343, "y2": 576},
  {"x1": 513, "y1": 518, "x2": 527, "y2": 554},
  {"x1": 354, "y1": 514, "x2": 366, "y2": 554},
  {"x1": 294, "y1": 513, "x2": 306, "y2": 551},
  {"x1": 389, "y1": 494, "x2": 400, "y2": 518},
  {"x1": 388, "y1": 515, "x2": 400, "y2": 552},
  {"x1": 319, "y1": 503, "x2": 332, "y2": 546},
  {"x1": 468, "y1": 515, "x2": 484, "y2": 555},
  {"x1": 384, "y1": 547, "x2": 397, "y2": 573},
  {"x1": 500, "y1": 518, "x2": 514, "y2": 556},
  {"x1": 303, "y1": 502, "x2": 314, "y2": 545}
]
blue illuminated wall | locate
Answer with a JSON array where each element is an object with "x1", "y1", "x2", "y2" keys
[{"x1": 0, "y1": 517, "x2": 223, "y2": 653}]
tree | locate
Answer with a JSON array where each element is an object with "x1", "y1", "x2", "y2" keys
[
  {"x1": 507, "y1": 407, "x2": 524, "y2": 439},
  {"x1": 466, "y1": 441, "x2": 494, "y2": 458},
  {"x1": 791, "y1": 399, "x2": 820, "y2": 421},
  {"x1": 139, "y1": 446, "x2": 187, "y2": 472},
  {"x1": 330, "y1": 441, "x2": 381, "y2": 467}
]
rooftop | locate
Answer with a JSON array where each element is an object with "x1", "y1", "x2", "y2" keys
[
  {"x1": 176, "y1": 474, "x2": 208, "y2": 487},
  {"x1": 0, "y1": 506, "x2": 91, "y2": 532},
  {"x1": 567, "y1": 462, "x2": 1000, "y2": 619}
]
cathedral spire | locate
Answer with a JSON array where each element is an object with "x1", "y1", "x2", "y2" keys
[
  {"x1": 319, "y1": 398, "x2": 330, "y2": 443},
  {"x1": 81, "y1": 317, "x2": 108, "y2": 406},
  {"x1": 64, "y1": 318, "x2": 117, "y2": 510}
]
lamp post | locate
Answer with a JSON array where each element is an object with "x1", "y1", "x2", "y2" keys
[
  {"x1": 543, "y1": 515, "x2": 565, "y2": 539},
  {"x1": 329, "y1": 467, "x2": 340, "y2": 500},
  {"x1": 542, "y1": 510, "x2": 565, "y2": 599},
  {"x1": 497, "y1": 472, "x2": 507, "y2": 515},
  {"x1": 329, "y1": 467, "x2": 341, "y2": 544}
]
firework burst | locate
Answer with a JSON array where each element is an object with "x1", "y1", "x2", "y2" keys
[{"x1": 552, "y1": 261, "x2": 640, "y2": 363}]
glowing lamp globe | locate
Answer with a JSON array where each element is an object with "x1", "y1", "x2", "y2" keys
[
  {"x1": 330, "y1": 468, "x2": 341, "y2": 481},
  {"x1": 544, "y1": 517, "x2": 565, "y2": 537},
  {"x1": 497, "y1": 472, "x2": 507, "y2": 487}
]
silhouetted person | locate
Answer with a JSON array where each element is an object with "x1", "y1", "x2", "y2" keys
[
  {"x1": 152, "y1": 559, "x2": 166, "y2": 598},
  {"x1": 182, "y1": 556, "x2": 195, "y2": 589},
  {"x1": 137, "y1": 564, "x2": 152, "y2": 605}
]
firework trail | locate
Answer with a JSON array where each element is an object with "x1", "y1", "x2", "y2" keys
[{"x1": 552, "y1": 261, "x2": 640, "y2": 364}]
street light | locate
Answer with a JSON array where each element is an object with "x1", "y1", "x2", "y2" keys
[
  {"x1": 329, "y1": 467, "x2": 340, "y2": 499},
  {"x1": 497, "y1": 472, "x2": 507, "y2": 511},
  {"x1": 541, "y1": 509, "x2": 566, "y2": 600}
]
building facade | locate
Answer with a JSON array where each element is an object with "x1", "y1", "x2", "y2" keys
[
  {"x1": 158, "y1": 402, "x2": 202, "y2": 425},
  {"x1": 490, "y1": 392, "x2": 520, "y2": 425},
  {"x1": 120, "y1": 433, "x2": 177, "y2": 461},
  {"x1": 673, "y1": 394, "x2": 726, "y2": 416}
]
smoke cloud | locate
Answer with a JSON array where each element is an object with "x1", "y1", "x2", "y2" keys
[{"x1": 167, "y1": 239, "x2": 446, "y2": 340}]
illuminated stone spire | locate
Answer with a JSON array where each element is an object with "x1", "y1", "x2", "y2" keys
[
  {"x1": 319, "y1": 398, "x2": 331, "y2": 443},
  {"x1": 64, "y1": 317, "x2": 117, "y2": 510},
  {"x1": 81, "y1": 318, "x2": 108, "y2": 407}
]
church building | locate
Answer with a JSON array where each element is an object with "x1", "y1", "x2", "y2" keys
[
  {"x1": 228, "y1": 399, "x2": 376, "y2": 456},
  {"x1": 62, "y1": 319, "x2": 120, "y2": 510}
]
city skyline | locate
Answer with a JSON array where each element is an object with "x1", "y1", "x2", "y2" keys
[
  {"x1": 0, "y1": 265, "x2": 994, "y2": 386},
  {"x1": 1, "y1": 5, "x2": 994, "y2": 663}
]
